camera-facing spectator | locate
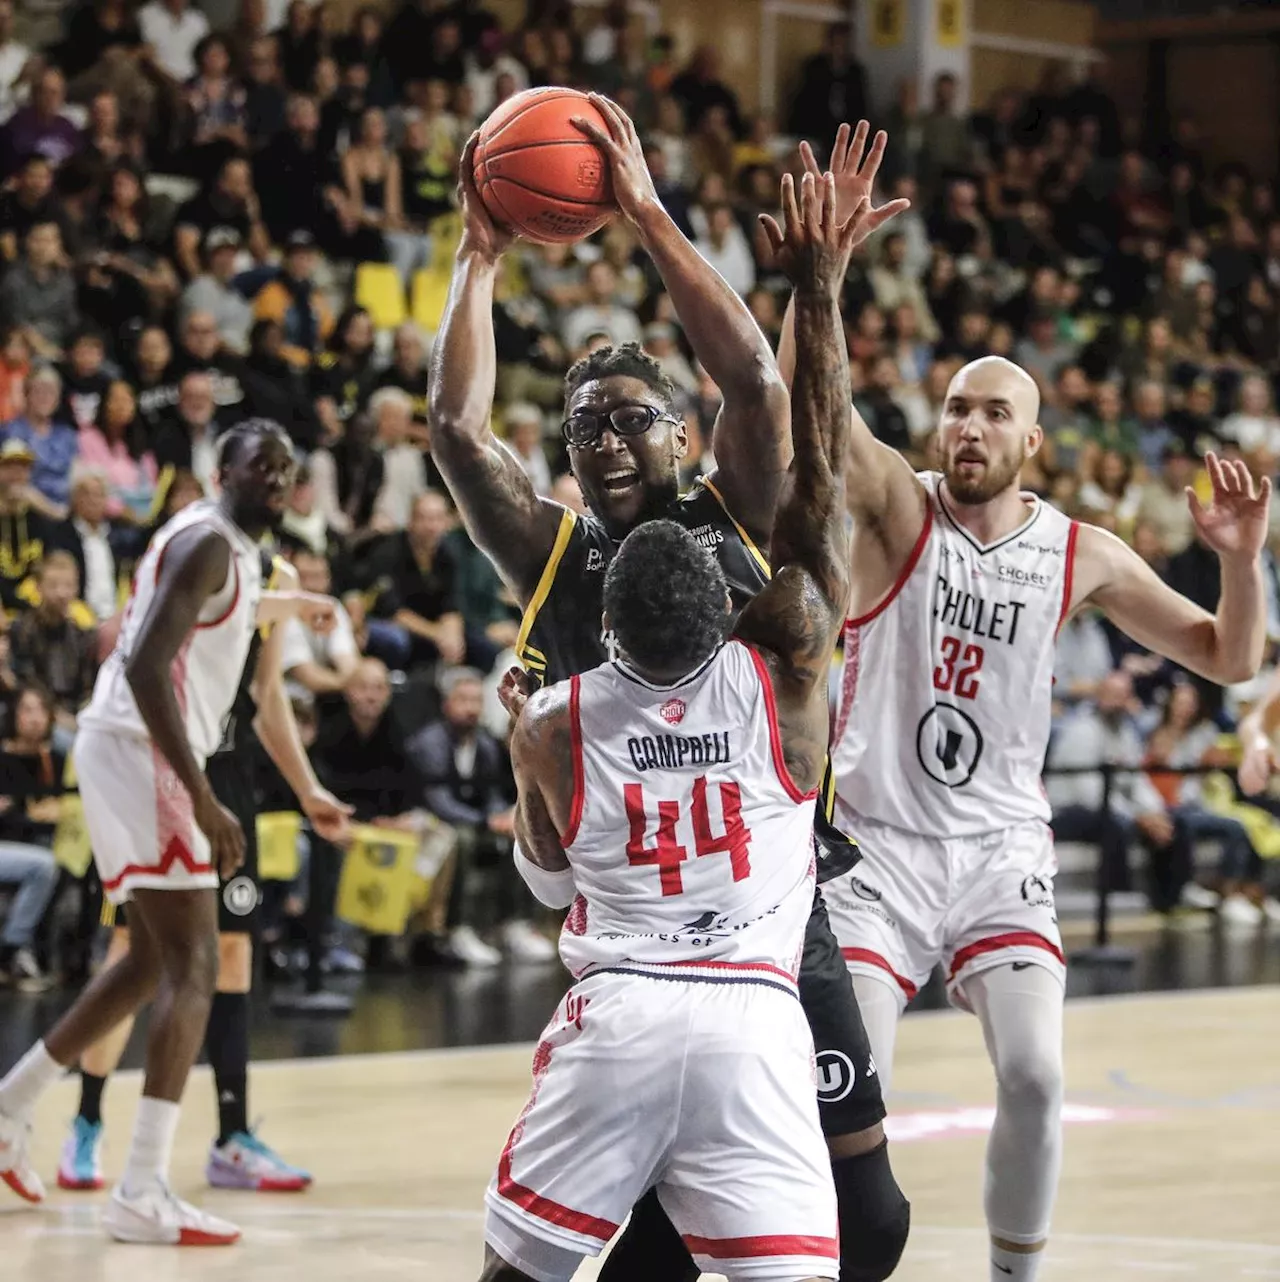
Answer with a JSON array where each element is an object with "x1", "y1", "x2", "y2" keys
[
  {"x1": 0, "y1": 222, "x2": 79, "y2": 361},
  {"x1": 282, "y1": 547, "x2": 360, "y2": 702},
  {"x1": 2, "y1": 367, "x2": 77, "y2": 511},
  {"x1": 9, "y1": 550, "x2": 96, "y2": 751}
]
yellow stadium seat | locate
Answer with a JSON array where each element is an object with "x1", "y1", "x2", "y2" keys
[
  {"x1": 411, "y1": 266, "x2": 453, "y2": 332},
  {"x1": 355, "y1": 261, "x2": 407, "y2": 331}
]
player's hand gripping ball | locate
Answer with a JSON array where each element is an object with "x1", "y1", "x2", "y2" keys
[{"x1": 472, "y1": 86, "x2": 615, "y2": 244}]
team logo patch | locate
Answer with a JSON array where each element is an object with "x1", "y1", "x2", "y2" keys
[
  {"x1": 850, "y1": 876, "x2": 882, "y2": 902},
  {"x1": 660, "y1": 698, "x2": 687, "y2": 726},
  {"x1": 916, "y1": 703, "x2": 984, "y2": 788},
  {"x1": 222, "y1": 876, "x2": 259, "y2": 917},
  {"x1": 815, "y1": 1050, "x2": 857, "y2": 1102},
  {"x1": 1021, "y1": 874, "x2": 1054, "y2": 908}
]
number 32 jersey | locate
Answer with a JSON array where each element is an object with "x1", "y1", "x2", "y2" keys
[
  {"x1": 830, "y1": 472, "x2": 1079, "y2": 839},
  {"x1": 560, "y1": 640, "x2": 818, "y2": 980}
]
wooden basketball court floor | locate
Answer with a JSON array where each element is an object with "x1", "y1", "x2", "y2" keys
[{"x1": 3, "y1": 986, "x2": 1279, "y2": 1281}]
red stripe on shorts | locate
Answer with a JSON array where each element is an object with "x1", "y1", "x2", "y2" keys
[
  {"x1": 101, "y1": 835, "x2": 213, "y2": 893},
  {"x1": 496, "y1": 1039, "x2": 619, "y2": 1243},
  {"x1": 948, "y1": 931, "x2": 1065, "y2": 980},
  {"x1": 682, "y1": 1232, "x2": 840, "y2": 1260},
  {"x1": 841, "y1": 947, "x2": 918, "y2": 1000}
]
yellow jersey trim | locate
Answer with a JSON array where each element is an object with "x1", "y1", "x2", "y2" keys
[
  {"x1": 515, "y1": 508, "x2": 578, "y2": 676},
  {"x1": 700, "y1": 477, "x2": 771, "y2": 580}
]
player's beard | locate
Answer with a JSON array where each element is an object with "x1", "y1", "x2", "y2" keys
[{"x1": 943, "y1": 440, "x2": 1026, "y2": 505}]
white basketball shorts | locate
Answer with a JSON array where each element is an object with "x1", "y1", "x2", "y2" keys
[
  {"x1": 825, "y1": 812, "x2": 1066, "y2": 1011},
  {"x1": 75, "y1": 727, "x2": 217, "y2": 905},
  {"x1": 484, "y1": 961, "x2": 839, "y2": 1282}
]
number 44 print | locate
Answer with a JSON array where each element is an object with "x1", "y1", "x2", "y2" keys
[{"x1": 624, "y1": 777, "x2": 752, "y2": 896}]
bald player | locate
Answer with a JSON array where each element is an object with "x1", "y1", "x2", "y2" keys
[{"x1": 774, "y1": 144, "x2": 1271, "y2": 1272}]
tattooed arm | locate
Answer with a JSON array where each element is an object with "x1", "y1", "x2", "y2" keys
[
  {"x1": 427, "y1": 136, "x2": 566, "y2": 605},
  {"x1": 734, "y1": 172, "x2": 856, "y2": 794},
  {"x1": 509, "y1": 684, "x2": 574, "y2": 872}
]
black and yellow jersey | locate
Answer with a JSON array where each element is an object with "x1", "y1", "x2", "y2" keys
[
  {"x1": 516, "y1": 477, "x2": 769, "y2": 689},
  {"x1": 513, "y1": 477, "x2": 854, "y2": 877},
  {"x1": 212, "y1": 550, "x2": 282, "y2": 760}
]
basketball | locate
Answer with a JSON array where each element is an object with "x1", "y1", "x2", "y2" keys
[{"x1": 473, "y1": 86, "x2": 615, "y2": 245}]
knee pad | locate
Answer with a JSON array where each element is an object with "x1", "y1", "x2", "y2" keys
[{"x1": 833, "y1": 1139, "x2": 911, "y2": 1282}]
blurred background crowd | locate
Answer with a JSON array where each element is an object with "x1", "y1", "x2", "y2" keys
[{"x1": 0, "y1": 0, "x2": 1279, "y2": 994}]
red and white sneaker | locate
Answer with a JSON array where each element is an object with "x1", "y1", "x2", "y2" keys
[
  {"x1": 0, "y1": 1108, "x2": 45, "y2": 1203},
  {"x1": 101, "y1": 1181, "x2": 241, "y2": 1245}
]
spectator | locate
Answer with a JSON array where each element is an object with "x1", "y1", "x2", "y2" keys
[
  {"x1": 169, "y1": 307, "x2": 248, "y2": 423},
  {"x1": 342, "y1": 106, "x2": 425, "y2": 283},
  {"x1": 0, "y1": 0, "x2": 30, "y2": 124},
  {"x1": 3, "y1": 367, "x2": 77, "y2": 510},
  {"x1": 0, "y1": 327, "x2": 29, "y2": 423},
  {"x1": 0, "y1": 685, "x2": 62, "y2": 989},
  {"x1": 312, "y1": 655, "x2": 425, "y2": 825},
  {"x1": 0, "y1": 155, "x2": 61, "y2": 262},
  {"x1": 1136, "y1": 443, "x2": 1197, "y2": 557},
  {"x1": 152, "y1": 370, "x2": 222, "y2": 493},
  {"x1": 502, "y1": 402, "x2": 551, "y2": 498},
  {"x1": 311, "y1": 408, "x2": 384, "y2": 540},
  {"x1": 278, "y1": 461, "x2": 328, "y2": 554},
  {"x1": 1048, "y1": 670, "x2": 1191, "y2": 912},
  {"x1": 63, "y1": 467, "x2": 119, "y2": 623},
  {"x1": 172, "y1": 155, "x2": 269, "y2": 281},
  {"x1": 1220, "y1": 374, "x2": 1280, "y2": 463},
  {"x1": 693, "y1": 202, "x2": 755, "y2": 297},
  {"x1": 311, "y1": 304, "x2": 379, "y2": 428},
  {"x1": 77, "y1": 379, "x2": 158, "y2": 520},
  {"x1": 669, "y1": 45, "x2": 742, "y2": 137},
  {"x1": 57, "y1": 328, "x2": 110, "y2": 432},
  {"x1": 369, "y1": 387, "x2": 428, "y2": 529},
  {"x1": 643, "y1": 322, "x2": 698, "y2": 397},
  {"x1": 407, "y1": 666, "x2": 553, "y2": 965},
  {"x1": 243, "y1": 35, "x2": 288, "y2": 147},
  {"x1": 130, "y1": 324, "x2": 176, "y2": 428},
  {"x1": 182, "y1": 32, "x2": 249, "y2": 180},
  {"x1": 1013, "y1": 309, "x2": 1078, "y2": 393},
  {"x1": 376, "y1": 323, "x2": 430, "y2": 422},
  {"x1": 0, "y1": 222, "x2": 79, "y2": 361},
  {"x1": 787, "y1": 22, "x2": 866, "y2": 149},
  {"x1": 364, "y1": 490, "x2": 464, "y2": 672},
  {"x1": 918, "y1": 72, "x2": 975, "y2": 198},
  {"x1": 0, "y1": 68, "x2": 81, "y2": 177},
  {"x1": 249, "y1": 229, "x2": 335, "y2": 371},
  {"x1": 561, "y1": 261, "x2": 643, "y2": 353},
  {"x1": 138, "y1": 0, "x2": 211, "y2": 82},
  {"x1": 180, "y1": 227, "x2": 255, "y2": 354},
  {"x1": 281, "y1": 547, "x2": 359, "y2": 701},
  {"x1": 0, "y1": 439, "x2": 66, "y2": 610},
  {"x1": 869, "y1": 231, "x2": 939, "y2": 341},
  {"x1": 9, "y1": 550, "x2": 97, "y2": 750}
]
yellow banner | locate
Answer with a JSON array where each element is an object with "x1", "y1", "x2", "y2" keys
[
  {"x1": 871, "y1": 0, "x2": 904, "y2": 48},
  {"x1": 935, "y1": 0, "x2": 965, "y2": 48}
]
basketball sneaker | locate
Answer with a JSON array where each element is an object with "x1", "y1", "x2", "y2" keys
[
  {"x1": 0, "y1": 1108, "x2": 45, "y2": 1203},
  {"x1": 58, "y1": 1116, "x2": 105, "y2": 1190},
  {"x1": 101, "y1": 1180, "x2": 240, "y2": 1245},
  {"x1": 206, "y1": 1129, "x2": 312, "y2": 1192}
]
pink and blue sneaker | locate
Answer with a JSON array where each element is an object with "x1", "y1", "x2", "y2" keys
[
  {"x1": 58, "y1": 1116, "x2": 104, "y2": 1191},
  {"x1": 206, "y1": 1129, "x2": 312, "y2": 1192}
]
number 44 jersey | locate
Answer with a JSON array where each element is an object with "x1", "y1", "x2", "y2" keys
[
  {"x1": 559, "y1": 639, "x2": 818, "y2": 981},
  {"x1": 830, "y1": 471, "x2": 1079, "y2": 839}
]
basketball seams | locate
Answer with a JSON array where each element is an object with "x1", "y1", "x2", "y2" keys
[
  {"x1": 487, "y1": 174, "x2": 613, "y2": 212},
  {"x1": 479, "y1": 88, "x2": 594, "y2": 153}
]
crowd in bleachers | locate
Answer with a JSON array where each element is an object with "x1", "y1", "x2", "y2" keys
[{"x1": 1, "y1": 0, "x2": 1280, "y2": 991}]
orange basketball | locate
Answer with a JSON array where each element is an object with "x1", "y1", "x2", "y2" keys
[{"x1": 473, "y1": 87, "x2": 615, "y2": 245}]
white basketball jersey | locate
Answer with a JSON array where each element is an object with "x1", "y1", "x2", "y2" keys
[
  {"x1": 81, "y1": 500, "x2": 263, "y2": 762},
  {"x1": 559, "y1": 640, "x2": 817, "y2": 979},
  {"x1": 831, "y1": 472, "x2": 1078, "y2": 838}
]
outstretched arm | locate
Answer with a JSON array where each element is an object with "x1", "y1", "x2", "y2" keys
[
  {"x1": 427, "y1": 137, "x2": 565, "y2": 603},
  {"x1": 575, "y1": 95, "x2": 787, "y2": 539},
  {"x1": 508, "y1": 684, "x2": 573, "y2": 872},
  {"x1": 734, "y1": 171, "x2": 857, "y2": 793},
  {"x1": 1076, "y1": 454, "x2": 1271, "y2": 686},
  {"x1": 774, "y1": 123, "x2": 925, "y2": 553}
]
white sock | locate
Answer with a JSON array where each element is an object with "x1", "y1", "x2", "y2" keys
[
  {"x1": 991, "y1": 1242, "x2": 1045, "y2": 1280},
  {"x1": 121, "y1": 1097, "x2": 181, "y2": 1196},
  {"x1": 0, "y1": 1041, "x2": 64, "y2": 1120}
]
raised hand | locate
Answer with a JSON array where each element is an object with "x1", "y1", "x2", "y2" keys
[
  {"x1": 759, "y1": 170, "x2": 862, "y2": 300},
  {"x1": 458, "y1": 132, "x2": 518, "y2": 262},
  {"x1": 1187, "y1": 453, "x2": 1272, "y2": 562},
  {"x1": 570, "y1": 94, "x2": 660, "y2": 223},
  {"x1": 798, "y1": 120, "x2": 909, "y2": 250}
]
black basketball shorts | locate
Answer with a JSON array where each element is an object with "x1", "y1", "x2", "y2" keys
[
  {"x1": 206, "y1": 751, "x2": 262, "y2": 936},
  {"x1": 801, "y1": 884, "x2": 887, "y2": 1138}
]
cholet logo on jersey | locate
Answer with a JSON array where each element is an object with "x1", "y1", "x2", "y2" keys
[{"x1": 660, "y1": 698, "x2": 686, "y2": 726}]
